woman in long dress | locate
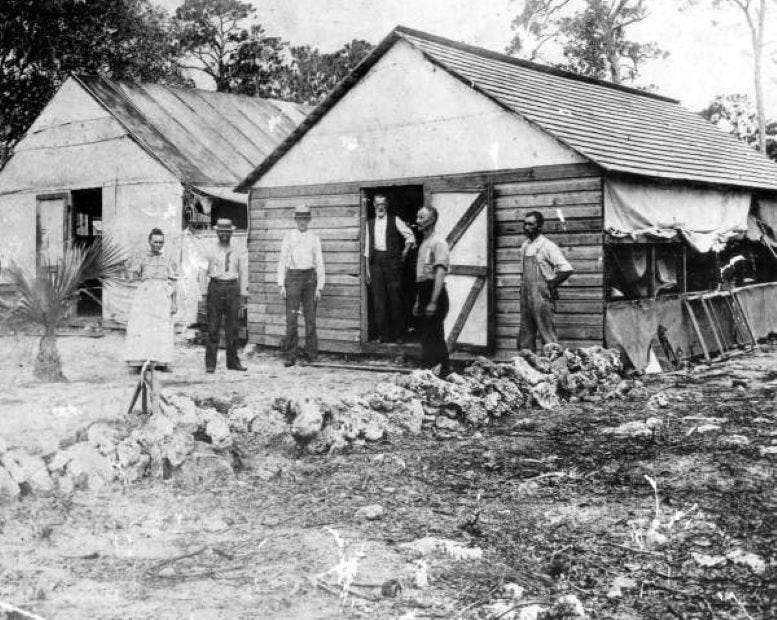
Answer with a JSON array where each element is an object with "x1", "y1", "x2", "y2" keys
[{"x1": 124, "y1": 228, "x2": 178, "y2": 369}]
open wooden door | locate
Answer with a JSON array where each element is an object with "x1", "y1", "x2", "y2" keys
[
  {"x1": 429, "y1": 186, "x2": 493, "y2": 355},
  {"x1": 36, "y1": 193, "x2": 70, "y2": 276}
]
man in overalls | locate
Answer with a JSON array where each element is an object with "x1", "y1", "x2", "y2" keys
[{"x1": 517, "y1": 211, "x2": 574, "y2": 352}]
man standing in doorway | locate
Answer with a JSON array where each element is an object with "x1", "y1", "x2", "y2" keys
[
  {"x1": 517, "y1": 211, "x2": 574, "y2": 352},
  {"x1": 278, "y1": 204, "x2": 325, "y2": 366},
  {"x1": 203, "y1": 218, "x2": 247, "y2": 373},
  {"x1": 413, "y1": 205, "x2": 451, "y2": 377},
  {"x1": 364, "y1": 194, "x2": 416, "y2": 343}
]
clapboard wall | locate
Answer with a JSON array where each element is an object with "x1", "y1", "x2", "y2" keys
[
  {"x1": 248, "y1": 163, "x2": 605, "y2": 358},
  {"x1": 248, "y1": 190, "x2": 363, "y2": 353},
  {"x1": 493, "y1": 167, "x2": 604, "y2": 359}
]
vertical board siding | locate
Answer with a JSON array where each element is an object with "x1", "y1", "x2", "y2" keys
[
  {"x1": 247, "y1": 191, "x2": 362, "y2": 350},
  {"x1": 493, "y1": 174, "x2": 604, "y2": 359}
]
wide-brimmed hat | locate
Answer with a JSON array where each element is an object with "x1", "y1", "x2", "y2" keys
[
  {"x1": 215, "y1": 218, "x2": 236, "y2": 231},
  {"x1": 294, "y1": 204, "x2": 312, "y2": 218}
]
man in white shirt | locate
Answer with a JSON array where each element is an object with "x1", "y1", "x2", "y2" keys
[
  {"x1": 277, "y1": 204, "x2": 325, "y2": 366},
  {"x1": 363, "y1": 194, "x2": 416, "y2": 343},
  {"x1": 517, "y1": 211, "x2": 574, "y2": 352},
  {"x1": 203, "y1": 218, "x2": 247, "y2": 372}
]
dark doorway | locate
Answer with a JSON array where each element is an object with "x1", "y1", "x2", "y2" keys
[
  {"x1": 363, "y1": 185, "x2": 424, "y2": 342},
  {"x1": 71, "y1": 188, "x2": 103, "y2": 316}
]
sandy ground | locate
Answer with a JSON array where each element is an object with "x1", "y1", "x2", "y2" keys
[
  {"x1": 0, "y1": 332, "x2": 380, "y2": 454},
  {"x1": 1, "y1": 333, "x2": 776, "y2": 619}
]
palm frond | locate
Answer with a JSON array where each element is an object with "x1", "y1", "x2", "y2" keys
[
  {"x1": 77, "y1": 237, "x2": 127, "y2": 285},
  {"x1": 0, "y1": 236, "x2": 128, "y2": 333}
]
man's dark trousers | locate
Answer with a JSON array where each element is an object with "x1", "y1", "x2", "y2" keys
[
  {"x1": 416, "y1": 280, "x2": 450, "y2": 376},
  {"x1": 284, "y1": 268, "x2": 318, "y2": 362},
  {"x1": 370, "y1": 250, "x2": 403, "y2": 341},
  {"x1": 206, "y1": 279, "x2": 241, "y2": 369}
]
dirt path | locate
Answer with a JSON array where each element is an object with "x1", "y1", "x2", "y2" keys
[{"x1": 1, "y1": 335, "x2": 776, "y2": 618}]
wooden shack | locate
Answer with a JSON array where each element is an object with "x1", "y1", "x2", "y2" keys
[
  {"x1": 237, "y1": 27, "x2": 777, "y2": 363},
  {"x1": 0, "y1": 75, "x2": 307, "y2": 324}
]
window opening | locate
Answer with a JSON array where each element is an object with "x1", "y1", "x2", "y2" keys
[{"x1": 71, "y1": 188, "x2": 103, "y2": 317}]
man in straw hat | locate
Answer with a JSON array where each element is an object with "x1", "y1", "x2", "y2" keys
[
  {"x1": 277, "y1": 204, "x2": 325, "y2": 366},
  {"x1": 202, "y1": 218, "x2": 248, "y2": 372}
]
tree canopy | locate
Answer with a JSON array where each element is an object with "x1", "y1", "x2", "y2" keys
[
  {"x1": 172, "y1": 0, "x2": 373, "y2": 100},
  {"x1": 0, "y1": 0, "x2": 374, "y2": 163},
  {"x1": 700, "y1": 94, "x2": 777, "y2": 161},
  {"x1": 682, "y1": 0, "x2": 775, "y2": 153},
  {"x1": 0, "y1": 0, "x2": 186, "y2": 160},
  {"x1": 508, "y1": 0, "x2": 666, "y2": 84}
]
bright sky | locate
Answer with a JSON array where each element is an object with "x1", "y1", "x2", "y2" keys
[{"x1": 157, "y1": 0, "x2": 777, "y2": 114}]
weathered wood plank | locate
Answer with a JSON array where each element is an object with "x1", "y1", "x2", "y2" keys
[
  {"x1": 496, "y1": 258, "x2": 602, "y2": 275},
  {"x1": 496, "y1": 286, "x2": 603, "y2": 300},
  {"x1": 497, "y1": 313, "x2": 604, "y2": 327},
  {"x1": 259, "y1": 228, "x2": 360, "y2": 241},
  {"x1": 248, "y1": 240, "x2": 360, "y2": 253},
  {"x1": 496, "y1": 219, "x2": 601, "y2": 235},
  {"x1": 248, "y1": 303, "x2": 360, "y2": 319},
  {"x1": 249, "y1": 290, "x2": 360, "y2": 302},
  {"x1": 250, "y1": 272, "x2": 360, "y2": 286},
  {"x1": 496, "y1": 324, "x2": 603, "y2": 340},
  {"x1": 496, "y1": 190, "x2": 602, "y2": 208},
  {"x1": 496, "y1": 246, "x2": 602, "y2": 261},
  {"x1": 259, "y1": 216, "x2": 357, "y2": 230},
  {"x1": 496, "y1": 233, "x2": 602, "y2": 248},
  {"x1": 497, "y1": 300, "x2": 603, "y2": 314},
  {"x1": 253, "y1": 194, "x2": 361, "y2": 209},
  {"x1": 257, "y1": 323, "x2": 360, "y2": 342},
  {"x1": 494, "y1": 204, "x2": 602, "y2": 222},
  {"x1": 253, "y1": 262, "x2": 360, "y2": 275},
  {"x1": 251, "y1": 205, "x2": 360, "y2": 219},
  {"x1": 255, "y1": 250, "x2": 359, "y2": 264},
  {"x1": 250, "y1": 163, "x2": 600, "y2": 200},
  {"x1": 496, "y1": 273, "x2": 603, "y2": 288},
  {"x1": 260, "y1": 314, "x2": 359, "y2": 330},
  {"x1": 249, "y1": 333, "x2": 362, "y2": 354},
  {"x1": 494, "y1": 177, "x2": 601, "y2": 196}
]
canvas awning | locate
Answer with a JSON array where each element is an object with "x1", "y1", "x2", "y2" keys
[
  {"x1": 193, "y1": 185, "x2": 248, "y2": 205},
  {"x1": 747, "y1": 196, "x2": 777, "y2": 245},
  {"x1": 604, "y1": 179, "x2": 752, "y2": 252}
]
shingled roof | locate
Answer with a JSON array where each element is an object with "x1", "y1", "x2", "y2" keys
[
  {"x1": 75, "y1": 75, "x2": 309, "y2": 187},
  {"x1": 236, "y1": 26, "x2": 777, "y2": 192}
]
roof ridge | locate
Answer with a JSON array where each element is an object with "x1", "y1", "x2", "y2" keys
[{"x1": 393, "y1": 25, "x2": 679, "y2": 105}]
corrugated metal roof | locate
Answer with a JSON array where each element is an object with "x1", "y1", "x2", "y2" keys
[
  {"x1": 236, "y1": 26, "x2": 777, "y2": 192},
  {"x1": 75, "y1": 75, "x2": 309, "y2": 186}
]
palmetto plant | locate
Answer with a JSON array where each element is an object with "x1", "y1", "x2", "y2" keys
[{"x1": 0, "y1": 238, "x2": 126, "y2": 381}]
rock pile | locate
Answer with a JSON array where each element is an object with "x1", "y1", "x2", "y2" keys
[
  {"x1": 0, "y1": 392, "x2": 275, "y2": 502},
  {"x1": 277, "y1": 345, "x2": 629, "y2": 453}
]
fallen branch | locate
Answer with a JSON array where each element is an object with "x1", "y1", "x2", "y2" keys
[
  {"x1": 306, "y1": 575, "x2": 381, "y2": 602},
  {"x1": 147, "y1": 545, "x2": 209, "y2": 576},
  {"x1": 0, "y1": 600, "x2": 46, "y2": 620}
]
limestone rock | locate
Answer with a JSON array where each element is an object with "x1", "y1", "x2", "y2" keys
[
  {"x1": 115, "y1": 438, "x2": 150, "y2": 483},
  {"x1": 435, "y1": 416, "x2": 461, "y2": 431},
  {"x1": 1, "y1": 449, "x2": 54, "y2": 495},
  {"x1": 512, "y1": 356, "x2": 551, "y2": 385},
  {"x1": 51, "y1": 443, "x2": 116, "y2": 491},
  {"x1": 201, "y1": 409, "x2": 232, "y2": 449},
  {"x1": 0, "y1": 466, "x2": 20, "y2": 502},
  {"x1": 174, "y1": 444, "x2": 234, "y2": 487},
  {"x1": 355, "y1": 504, "x2": 384, "y2": 521},
  {"x1": 86, "y1": 422, "x2": 120, "y2": 459},
  {"x1": 162, "y1": 430, "x2": 195, "y2": 468},
  {"x1": 227, "y1": 405, "x2": 257, "y2": 433}
]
